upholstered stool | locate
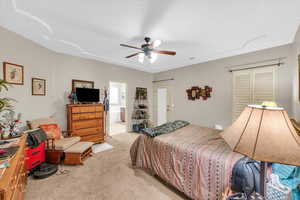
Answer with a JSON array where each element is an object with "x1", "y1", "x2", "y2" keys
[
  {"x1": 64, "y1": 142, "x2": 94, "y2": 165},
  {"x1": 46, "y1": 136, "x2": 81, "y2": 164}
]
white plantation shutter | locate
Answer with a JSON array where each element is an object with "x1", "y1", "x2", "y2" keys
[
  {"x1": 253, "y1": 67, "x2": 275, "y2": 104},
  {"x1": 233, "y1": 70, "x2": 252, "y2": 120},
  {"x1": 232, "y1": 66, "x2": 276, "y2": 120}
]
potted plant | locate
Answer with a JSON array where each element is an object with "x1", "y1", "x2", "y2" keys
[{"x1": 0, "y1": 79, "x2": 16, "y2": 139}]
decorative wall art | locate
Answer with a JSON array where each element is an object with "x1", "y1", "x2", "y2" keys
[
  {"x1": 135, "y1": 87, "x2": 147, "y2": 100},
  {"x1": 32, "y1": 78, "x2": 46, "y2": 96},
  {"x1": 186, "y1": 86, "x2": 212, "y2": 101},
  {"x1": 72, "y1": 79, "x2": 94, "y2": 91},
  {"x1": 3, "y1": 62, "x2": 24, "y2": 85}
]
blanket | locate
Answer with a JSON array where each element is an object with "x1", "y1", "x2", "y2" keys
[
  {"x1": 130, "y1": 124, "x2": 243, "y2": 200},
  {"x1": 272, "y1": 164, "x2": 300, "y2": 200}
]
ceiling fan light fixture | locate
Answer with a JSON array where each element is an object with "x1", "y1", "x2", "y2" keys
[
  {"x1": 138, "y1": 53, "x2": 145, "y2": 63},
  {"x1": 152, "y1": 40, "x2": 162, "y2": 48},
  {"x1": 120, "y1": 37, "x2": 176, "y2": 64},
  {"x1": 150, "y1": 52, "x2": 158, "y2": 63}
]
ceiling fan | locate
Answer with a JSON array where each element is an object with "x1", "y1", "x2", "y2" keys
[{"x1": 120, "y1": 37, "x2": 176, "y2": 64}]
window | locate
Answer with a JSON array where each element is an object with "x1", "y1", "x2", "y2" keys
[{"x1": 233, "y1": 66, "x2": 276, "y2": 120}]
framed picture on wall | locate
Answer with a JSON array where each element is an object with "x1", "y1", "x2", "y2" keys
[
  {"x1": 135, "y1": 87, "x2": 147, "y2": 100},
  {"x1": 3, "y1": 62, "x2": 24, "y2": 85},
  {"x1": 72, "y1": 79, "x2": 94, "y2": 91},
  {"x1": 32, "y1": 78, "x2": 46, "y2": 96}
]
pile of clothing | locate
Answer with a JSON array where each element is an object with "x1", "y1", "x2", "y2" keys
[
  {"x1": 272, "y1": 164, "x2": 300, "y2": 200},
  {"x1": 231, "y1": 157, "x2": 300, "y2": 200},
  {"x1": 27, "y1": 128, "x2": 47, "y2": 148}
]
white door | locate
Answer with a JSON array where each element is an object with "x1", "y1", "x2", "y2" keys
[{"x1": 157, "y1": 88, "x2": 167, "y2": 126}]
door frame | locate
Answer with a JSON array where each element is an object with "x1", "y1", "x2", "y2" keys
[
  {"x1": 108, "y1": 81, "x2": 128, "y2": 135},
  {"x1": 153, "y1": 82, "x2": 172, "y2": 126}
]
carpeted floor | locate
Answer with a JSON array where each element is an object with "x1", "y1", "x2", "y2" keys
[
  {"x1": 110, "y1": 122, "x2": 126, "y2": 135},
  {"x1": 25, "y1": 133, "x2": 188, "y2": 200}
]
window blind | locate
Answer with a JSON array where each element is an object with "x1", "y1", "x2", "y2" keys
[{"x1": 232, "y1": 66, "x2": 276, "y2": 120}]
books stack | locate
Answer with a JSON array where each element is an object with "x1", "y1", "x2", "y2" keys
[{"x1": 0, "y1": 146, "x2": 19, "y2": 161}]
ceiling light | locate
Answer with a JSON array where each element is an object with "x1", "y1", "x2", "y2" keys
[
  {"x1": 138, "y1": 53, "x2": 145, "y2": 63},
  {"x1": 150, "y1": 52, "x2": 158, "y2": 63},
  {"x1": 152, "y1": 40, "x2": 162, "y2": 48}
]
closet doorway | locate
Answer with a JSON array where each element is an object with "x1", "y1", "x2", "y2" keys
[
  {"x1": 153, "y1": 81, "x2": 172, "y2": 126},
  {"x1": 109, "y1": 82, "x2": 127, "y2": 135},
  {"x1": 157, "y1": 88, "x2": 168, "y2": 126}
]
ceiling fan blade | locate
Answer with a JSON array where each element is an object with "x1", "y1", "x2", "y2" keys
[
  {"x1": 153, "y1": 50, "x2": 176, "y2": 56},
  {"x1": 125, "y1": 53, "x2": 140, "y2": 58},
  {"x1": 120, "y1": 44, "x2": 142, "y2": 50}
]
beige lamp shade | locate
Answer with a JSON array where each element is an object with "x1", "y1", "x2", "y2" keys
[{"x1": 221, "y1": 105, "x2": 300, "y2": 166}]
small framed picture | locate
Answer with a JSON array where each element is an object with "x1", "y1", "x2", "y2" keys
[
  {"x1": 72, "y1": 79, "x2": 94, "y2": 91},
  {"x1": 32, "y1": 78, "x2": 46, "y2": 96},
  {"x1": 3, "y1": 62, "x2": 24, "y2": 85}
]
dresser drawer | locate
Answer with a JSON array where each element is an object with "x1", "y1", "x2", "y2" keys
[
  {"x1": 72, "y1": 119, "x2": 103, "y2": 130},
  {"x1": 80, "y1": 134, "x2": 104, "y2": 143},
  {"x1": 9, "y1": 161, "x2": 25, "y2": 200},
  {"x1": 11, "y1": 171, "x2": 26, "y2": 200},
  {"x1": 71, "y1": 105, "x2": 104, "y2": 114},
  {"x1": 26, "y1": 152, "x2": 43, "y2": 170},
  {"x1": 95, "y1": 106, "x2": 104, "y2": 112},
  {"x1": 26, "y1": 142, "x2": 45, "y2": 157},
  {"x1": 72, "y1": 127, "x2": 102, "y2": 137},
  {"x1": 0, "y1": 136, "x2": 27, "y2": 200},
  {"x1": 72, "y1": 106, "x2": 94, "y2": 113},
  {"x1": 72, "y1": 112, "x2": 103, "y2": 121}
]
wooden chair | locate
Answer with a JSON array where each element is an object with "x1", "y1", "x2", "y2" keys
[{"x1": 27, "y1": 117, "x2": 81, "y2": 164}]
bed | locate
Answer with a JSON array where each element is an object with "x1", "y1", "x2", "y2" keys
[{"x1": 130, "y1": 124, "x2": 243, "y2": 200}]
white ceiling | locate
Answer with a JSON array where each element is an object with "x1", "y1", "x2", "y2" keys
[{"x1": 0, "y1": 0, "x2": 300, "y2": 73}]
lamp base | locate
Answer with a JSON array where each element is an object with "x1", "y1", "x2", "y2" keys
[{"x1": 260, "y1": 161, "x2": 268, "y2": 197}]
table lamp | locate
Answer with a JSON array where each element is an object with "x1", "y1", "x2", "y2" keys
[{"x1": 221, "y1": 104, "x2": 300, "y2": 197}]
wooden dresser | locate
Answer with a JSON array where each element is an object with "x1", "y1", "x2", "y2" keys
[
  {"x1": 0, "y1": 136, "x2": 27, "y2": 200},
  {"x1": 67, "y1": 104, "x2": 105, "y2": 143}
]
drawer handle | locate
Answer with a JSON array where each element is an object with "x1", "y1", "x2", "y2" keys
[
  {"x1": 32, "y1": 160, "x2": 41, "y2": 166},
  {"x1": 32, "y1": 150, "x2": 41, "y2": 156}
]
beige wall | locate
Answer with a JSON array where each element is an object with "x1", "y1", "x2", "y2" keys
[
  {"x1": 1, "y1": 24, "x2": 297, "y2": 132},
  {"x1": 154, "y1": 45, "x2": 294, "y2": 128},
  {"x1": 0, "y1": 27, "x2": 153, "y2": 131},
  {"x1": 291, "y1": 26, "x2": 300, "y2": 120}
]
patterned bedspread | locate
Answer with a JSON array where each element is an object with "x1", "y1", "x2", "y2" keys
[{"x1": 130, "y1": 124, "x2": 243, "y2": 200}]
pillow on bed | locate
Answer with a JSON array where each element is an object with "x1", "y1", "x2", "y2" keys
[{"x1": 142, "y1": 120, "x2": 190, "y2": 137}]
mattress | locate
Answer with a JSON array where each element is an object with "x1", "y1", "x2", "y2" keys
[{"x1": 130, "y1": 124, "x2": 243, "y2": 200}]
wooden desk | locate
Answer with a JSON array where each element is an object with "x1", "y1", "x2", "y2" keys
[{"x1": 0, "y1": 136, "x2": 27, "y2": 200}]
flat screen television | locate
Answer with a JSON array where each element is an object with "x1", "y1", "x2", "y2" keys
[{"x1": 76, "y1": 88, "x2": 100, "y2": 103}]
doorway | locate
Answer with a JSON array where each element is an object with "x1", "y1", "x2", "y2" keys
[
  {"x1": 109, "y1": 82, "x2": 127, "y2": 135},
  {"x1": 157, "y1": 88, "x2": 168, "y2": 126},
  {"x1": 153, "y1": 80, "x2": 172, "y2": 126}
]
